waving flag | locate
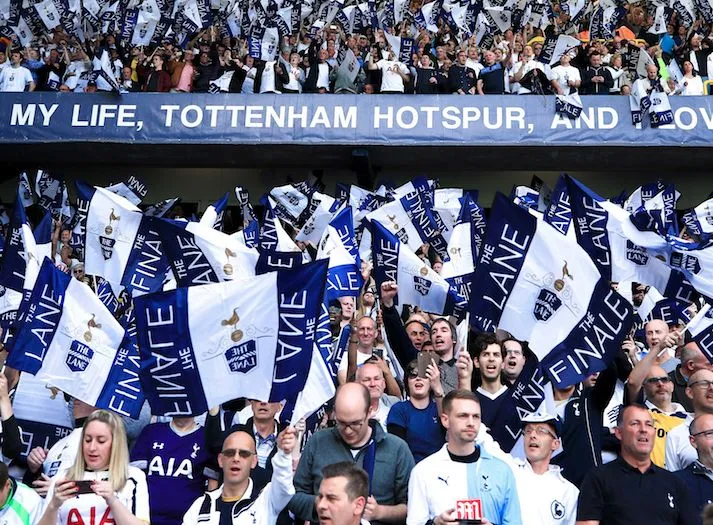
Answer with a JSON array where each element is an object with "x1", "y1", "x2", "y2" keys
[
  {"x1": 7, "y1": 259, "x2": 144, "y2": 418},
  {"x1": 268, "y1": 182, "x2": 314, "y2": 225},
  {"x1": 317, "y1": 206, "x2": 362, "y2": 302},
  {"x1": 13, "y1": 372, "x2": 73, "y2": 463},
  {"x1": 18, "y1": 172, "x2": 34, "y2": 208},
  {"x1": 79, "y1": 182, "x2": 168, "y2": 296},
  {"x1": 105, "y1": 175, "x2": 148, "y2": 206},
  {"x1": 543, "y1": 175, "x2": 575, "y2": 239},
  {"x1": 666, "y1": 236, "x2": 713, "y2": 299},
  {"x1": 629, "y1": 184, "x2": 679, "y2": 237},
  {"x1": 441, "y1": 194, "x2": 486, "y2": 302},
  {"x1": 199, "y1": 193, "x2": 229, "y2": 231},
  {"x1": 682, "y1": 197, "x2": 713, "y2": 239},
  {"x1": 371, "y1": 220, "x2": 467, "y2": 319},
  {"x1": 144, "y1": 197, "x2": 180, "y2": 218},
  {"x1": 234, "y1": 219, "x2": 260, "y2": 249},
  {"x1": 687, "y1": 303, "x2": 713, "y2": 362},
  {"x1": 565, "y1": 176, "x2": 695, "y2": 304},
  {"x1": 35, "y1": 170, "x2": 72, "y2": 221},
  {"x1": 134, "y1": 260, "x2": 328, "y2": 416},
  {"x1": 470, "y1": 193, "x2": 634, "y2": 388},
  {"x1": 296, "y1": 192, "x2": 339, "y2": 246},
  {"x1": 258, "y1": 197, "x2": 308, "y2": 273},
  {"x1": 234, "y1": 186, "x2": 257, "y2": 225},
  {"x1": 156, "y1": 218, "x2": 259, "y2": 287}
]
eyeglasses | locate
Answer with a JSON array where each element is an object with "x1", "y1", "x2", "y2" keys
[
  {"x1": 335, "y1": 419, "x2": 366, "y2": 432},
  {"x1": 645, "y1": 376, "x2": 671, "y2": 385},
  {"x1": 504, "y1": 348, "x2": 523, "y2": 356},
  {"x1": 689, "y1": 380, "x2": 713, "y2": 390},
  {"x1": 221, "y1": 448, "x2": 256, "y2": 459},
  {"x1": 406, "y1": 370, "x2": 419, "y2": 379},
  {"x1": 523, "y1": 426, "x2": 557, "y2": 439},
  {"x1": 692, "y1": 429, "x2": 713, "y2": 439}
]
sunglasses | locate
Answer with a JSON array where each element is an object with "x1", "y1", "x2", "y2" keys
[
  {"x1": 645, "y1": 376, "x2": 671, "y2": 385},
  {"x1": 221, "y1": 448, "x2": 256, "y2": 459}
]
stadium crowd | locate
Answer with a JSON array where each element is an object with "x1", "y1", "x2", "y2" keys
[
  {"x1": 0, "y1": 0, "x2": 712, "y2": 96},
  {"x1": 0, "y1": 173, "x2": 710, "y2": 525}
]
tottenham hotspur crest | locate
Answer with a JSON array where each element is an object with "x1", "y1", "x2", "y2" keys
[
  {"x1": 533, "y1": 261, "x2": 574, "y2": 322},
  {"x1": 99, "y1": 208, "x2": 121, "y2": 261},
  {"x1": 414, "y1": 266, "x2": 432, "y2": 296}
]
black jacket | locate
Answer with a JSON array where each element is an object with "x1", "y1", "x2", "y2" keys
[{"x1": 580, "y1": 65, "x2": 614, "y2": 95}]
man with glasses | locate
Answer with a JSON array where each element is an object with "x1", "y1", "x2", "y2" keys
[
  {"x1": 289, "y1": 382, "x2": 414, "y2": 525},
  {"x1": 502, "y1": 338, "x2": 527, "y2": 386},
  {"x1": 669, "y1": 339, "x2": 712, "y2": 412},
  {"x1": 626, "y1": 329, "x2": 689, "y2": 467},
  {"x1": 666, "y1": 369, "x2": 713, "y2": 471},
  {"x1": 577, "y1": 404, "x2": 695, "y2": 525},
  {"x1": 674, "y1": 414, "x2": 713, "y2": 524},
  {"x1": 511, "y1": 413, "x2": 578, "y2": 525},
  {"x1": 182, "y1": 425, "x2": 296, "y2": 525}
]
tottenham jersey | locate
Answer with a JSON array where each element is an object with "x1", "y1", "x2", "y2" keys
[{"x1": 130, "y1": 422, "x2": 218, "y2": 525}]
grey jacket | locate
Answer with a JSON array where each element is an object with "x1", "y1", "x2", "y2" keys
[{"x1": 288, "y1": 420, "x2": 415, "y2": 524}]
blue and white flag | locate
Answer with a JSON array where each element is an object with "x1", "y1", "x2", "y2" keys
[
  {"x1": 18, "y1": 172, "x2": 34, "y2": 208},
  {"x1": 35, "y1": 170, "x2": 72, "y2": 221},
  {"x1": 687, "y1": 303, "x2": 713, "y2": 362},
  {"x1": 682, "y1": 197, "x2": 713, "y2": 238},
  {"x1": 624, "y1": 180, "x2": 667, "y2": 213},
  {"x1": 12, "y1": 372, "x2": 73, "y2": 463},
  {"x1": 258, "y1": 197, "x2": 308, "y2": 272},
  {"x1": 7, "y1": 259, "x2": 144, "y2": 418},
  {"x1": 470, "y1": 193, "x2": 634, "y2": 388},
  {"x1": 105, "y1": 175, "x2": 148, "y2": 206},
  {"x1": 156, "y1": 218, "x2": 259, "y2": 287},
  {"x1": 629, "y1": 184, "x2": 679, "y2": 237},
  {"x1": 80, "y1": 183, "x2": 168, "y2": 296},
  {"x1": 555, "y1": 93, "x2": 583, "y2": 120},
  {"x1": 234, "y1": 219, "x2": 260, "y2": 249},
  {"x1": 96, "y1": 277, "x2": 120, "y2": 315},
  {"x1": 234, "y1": 186, "x2": 257, "y2": 225},
  {"x1": 441, "y1": 194, "x2": 486, "y2": 302},
  {"x1": 366, "y1": 184, "x2": 449, "y2": 260},
  {"x1": 543, "y1": 174, "x2": 575, "y2": 239},
  {"x1": 512, "y1": 186, "x2": 540, "y2": 210},
  {"x1": 296, "y1": 192, "x2": 339, "y2": 246},
  {"x1": 317, "y1": 206, "x2": 362, "y2": 302},
  {"x1": 268, "y1": 182, "x2": 314, "y2": 225},
  {"x1": 199, "y1": 193, "x2": 229, "y2": 231},
  {"x1": 23, "y1": 211, "x2": 53, "y2": 294},
  {"x1": 144, "y1": 197, "x2": 180, "y2": 218},
  {"x1": 565, "y1": 176, "x2": 695, "y2": 303},
  {"x1": 134, "y1": 260, "x2": 328, "y2": 416},
  {"x1": 433, "y1": 188, "x2": 478, "y2": 242},
  {"x1": 371, "y1": 220, "x2": 467, "y2": 319},
  {"x1": 666, "y1": 236, "x2": 713, "y2": 300}
]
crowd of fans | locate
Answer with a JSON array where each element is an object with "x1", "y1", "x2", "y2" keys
[
  {"x1": 0, "y1": 188, "x2": 712, "y2": 525},
  {"x1": 1, "y1": 1, "x2": 713, "y2": 96}
]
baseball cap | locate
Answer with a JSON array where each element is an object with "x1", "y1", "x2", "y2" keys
[{"x1": 521, "y1": 412, "x2": 560, "y2": 437}]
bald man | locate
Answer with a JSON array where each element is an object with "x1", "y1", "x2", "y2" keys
[
  {"x1": 645, "y1": 319, "x2": 680, "y2": 373},
  {"x1": 670, "y1": 341, "x2": 712, "y2": 412},
  {"x1": 666, "y1": 369, "x2": 713, "y2": 471},
  {"x1": 289, "y1": 383, "x2": 415, "y2": 525},
  {"x1": 674, "y1": 414, "x2": 713, "y2": 524},
  {"x1": 355, "y1": 362, "x2": 401, "y2": 430}
]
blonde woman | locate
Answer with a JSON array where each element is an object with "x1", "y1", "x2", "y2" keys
[{"x1": 38, "y1": 410, "x2": 150, "y2": 525}]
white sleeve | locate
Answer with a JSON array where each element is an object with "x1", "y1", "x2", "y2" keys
[
  {"x1": 182, "y1": 496, "x2": 204, "y2": 525},
  {"x1": 266, "y1": 450, "x2": 296, "y2": 516},
  {"x1": 664, "y1": 428, "x2": 681, "y2": 471},
  {"x1": 406, "y1": 466, "x2": 432, "y2": 525},
  {"x1": 128, "y1": 467, "x2": 151, "y2": 522}
]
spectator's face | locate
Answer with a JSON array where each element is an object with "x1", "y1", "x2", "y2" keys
[
  {"x1": 152, "y1": 55, "x2": 163, "y2": 69},
  {"x1": 684, "y1": 61, "x2": 693, "y2": 74},
  {"x1": 49, "y1": 49, "x2": 59, "y2": 63},
  {"x1": 356, "y1": 317, "x2": 376, "y2": 347},
  {"x1": 356, "y1": 363, "x2": 385, "y2": 402},
  {"x1": 484, "y1": 50, "x2": 495, "y2": 65},
  {"x1": 0, "y1": 52, "x2": 6, "y2": 63},
  {"x1": 184, "y1": 50, "x2": 194, "y2": 62},
  {"x1": 290, "y1": 53, "x2": 300, "y2": 67},
  {"x1": 468, "y1": 47, "x2": 478, "y2": 60},
  {"x1": 60, "y1": 229, "x2": 71, "y2": 243},
  {"x1": 559, "y1": 54, "x2": 570, "y2": 66},
  {"x1": 689, "y1": 414, "x2": 713, "y2": 465},
  {"x1": 441, "y1": 398, "x2": 480, "y2": 446},
  {"x1": 199, "y1": 53, "x2": 210, "y2": 64},
  {"x1": 615, "y1": 406, "x2": 655, "y2": 460},
  {"x1": 643, "y1": 366, "x2": 673, "y2": 407},
  {"x1": 405, "y1": 321, "x2": 428, "y2": 350},
  {"x1": 645, "y1": 319, "x2": 669, "y2": 350},
  {"x1": 121, "y1": 66, "x2": 132, "y2": 80},
  {"x1": 432, "y1": 261, "x2": 442, "y2": 273},
  {"x1": 362, "y1": 290, "x2": 375, "y2": 307},
  {"x1": 523, "y1": 423, "x2": 559, "y2": 464},
  {"x1": 503, "y1": 340, "x2": 526, "y2": 381},
  {"x1": 533, "y1": 43, "x2": 542, "y2": 56},
  {"x1": 319, "y1": 49, "x2": 328, "y2": 62},
  {"x1": 476, "y1": 343, "x2": 504, "y2": 381},
  {"x1": 436, "y1": 47, "x2": 446, "y2": 59},
  {"x1": 28, "y1": 48, "x2": 39, "y2": 60},
  {"x1": 457, "y1": 51, "x2": 466, "y2": 65},
  {"x1": 687, "y1": 370, "x2": 713, "y2": 413},
  {"x1": 83, "y1": 421, "x2": 113, "y2": 471},
  {"x1": 430, "y1": 320, "x2": 454, "y2": 356},
  {"x1": 646, "y1": 64, "x2": 657, "y2": 80},
  {"x1": 612, "y1": 55, "x2": 622, "y2": 68},
  {"x1": 219, "y1": 431, "x2": 258, "y2": 486},
  {"x1": 248, "y1": 400, "x2": 281, "y2": 422},
  {"x1": 334, "y1": 389, "x2": 371, "y2": 447},
  {"x1": 494, "y1": 49, "x2": 503, "y2": 61},
  {"x1": 522, "y1": 45, "x2": 533, "y2": 59},
  {"x1": 621, "y1": 85, "x2": 631, "y2": 95},
  {"x1": 419, "y1": 55, "x2": 431, "y2": 67},
  {"x1": 692, "y1": 35, "x2": 702, "y2": 48},
  {"x1": 73, "y1": 265, "x2": 85, "y2": 280},
  {"x1": 59, "y1": 84, "x2": 71, "y2": 92},
  {"x1": 11, "y1": 52, "x2": 21, "y2": 65},
  {"x1": 363, "y1": 83, "x2": 374, "y2": 94},
  {"x1": 338, "y1": 297, "x2": 355, "y2": 320},
  {"x1": 589, "y1": 54, "x2": 601, "y2": 67},
  {"x1": 406, "y1": 366, "x2": 430, "y2": 398},
  {"x1": 316, "y1": 475, "x2": 366, "y2": 525}
]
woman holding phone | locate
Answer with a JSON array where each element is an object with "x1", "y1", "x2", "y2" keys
[{"x1": 38, "y1": 410, "x2": 150, "y2": 525}]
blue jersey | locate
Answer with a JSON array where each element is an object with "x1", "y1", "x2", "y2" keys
[
  {"x1": 131, "y1": 423, "x2": 218, "y2": 525},
  {"x1": 386, "y1": 399, "x2": 444, "y2": 462}
]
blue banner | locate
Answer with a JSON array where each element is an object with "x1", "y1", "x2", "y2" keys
[{"x1": 4, "y1": 94, "x2": 713, "y2": 146}]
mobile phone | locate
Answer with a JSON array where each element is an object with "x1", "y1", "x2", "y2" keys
[
  {"x1": 372, "y1": 348, "x2": 384, "y2": 360},
  {"x1": 74, "y1": 480, "x2": 95, "y2": 495},
  {"x1": 417, "y1": 351, "x2": 437, "y2": 378}
]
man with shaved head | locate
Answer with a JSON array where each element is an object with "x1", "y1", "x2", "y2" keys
[
  {"x1": 670, "y1": 339, "x2": 712, "y2": 412},
  {"x1": 288, "y1": 383, "x2": 414, "y2": 525},
  {"x1": 666, "y1": 368, "x2": 713, "y2": 471},
  {"x1": 674, "y1": 413, "x2": 713, "y2": 523},
  {"x1": 645, "y1": 319, "x2": 680, "y2": 373}
]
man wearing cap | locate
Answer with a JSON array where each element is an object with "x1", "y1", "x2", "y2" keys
[
  {"x1": 511, "y1": 414, "x2": 578, "y2": 525},
  {"x1": 407, "y1": 389, "x2": 521, "y2": 525}
]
